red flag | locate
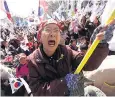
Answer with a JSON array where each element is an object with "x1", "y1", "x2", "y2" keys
[
  {"x1": 38, "y1": 0, "x2": 48, "y2": 21},
  {"x1": 0, "y1": 0, "x2": 13, "y2": 22},
  {"x1": 4, "y1": 56, "x2": 13, "y2": 62},
  {"x1": 26, "y1": 42, "x2": 33, "y2": 49}
]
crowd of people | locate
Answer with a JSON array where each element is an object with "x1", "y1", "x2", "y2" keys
[{"x1": 0, "y1": 13, "x2": 115, "y2": 96}]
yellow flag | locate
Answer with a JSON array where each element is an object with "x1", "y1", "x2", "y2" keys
[{"x1": 72, "y1": 11, "x2": 75, "y2": 17}]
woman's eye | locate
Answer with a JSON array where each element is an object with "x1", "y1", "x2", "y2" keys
[
  {"x1": 45, "y1": 29, "x2": 50, "y2": 32},
  {"x1": 54, "y1": 30, "x2": 58, "y2": 32}
]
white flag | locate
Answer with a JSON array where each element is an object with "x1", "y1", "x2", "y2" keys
[
  {"x1": 9, "y1": 78, "x2": 23, "y2": 94},
  {"x1": 20, "y1": 78, "x2": 32, "y2": 94},
  {"x1": 101, "y1": 0, "x2": 115, "y2": 25}
]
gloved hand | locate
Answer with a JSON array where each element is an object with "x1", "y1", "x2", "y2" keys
[{"x1": 65, "y1": 73, "x2": 84, "y2": 96}]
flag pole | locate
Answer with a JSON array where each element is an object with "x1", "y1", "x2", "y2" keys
[
  {"x1": 38, "y1": 0, "x2": 40, "y2": 20},
  {"x1": 74, "y1": 9, "x2": 115, "y2": 74}
]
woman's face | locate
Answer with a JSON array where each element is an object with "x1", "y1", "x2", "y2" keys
[
  {"x1": 41, "y1": 23, "x2": 61, "y2": 52},
  {"x1": 93, "y1": 17, "x2": 98, "y2": 24},
  {"x1": 3, "y1": 41, "x2": 8, "y2": 47},
  {"x1": 81, "y1": 16, "x2": 86, "y2": 25},
  {"x1": 34, "y1": 42, "x2": 38, "y2": 47},
  {"x1": 72, "y1": 40, "x2": 77, "y2": 46},
  {"x1": 19, "y1": 57, "x2": 27, "y2": 65},
  {"x1": 79, "y1": 38, "x2": 86, "y2": 44}
]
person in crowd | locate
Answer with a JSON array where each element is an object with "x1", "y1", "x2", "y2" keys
[
  {"x1": 25, "y1": 42, "x2": 34, "y2": 56},
  {"x1": 85, "y1": 16, "x2": 101, "y2": 38},
  {"x1": 1, "y1": 28, "x2": 10, "y2": 41},
  {"x1": 27, "y1": 34, "x2": 35, "y2": 43},
  {"x1": 93, "y1": 16, "x2": 101, "y2": 27},
  {"x1": 8, "y1": 39, "x2": 24, "y2": 56},
  {"x1": 27, "y1": 19, "x2": 107, "y2": 96},
  {"x1": 77, "y1": 15, "x2": 89, "y2": 37},
  {"x1": 59, "y1": 20, "x2": 70, "y2": 45},
  {"x1": 76, "y1": 36, "x2": 89, "y2": 51},
  {"x1": 33, "y1": 41, "x2": 40, "y2": 50},
  {"x1": 85, "y1": 19, "x2": 115, "y2": 71},
  {"x1": 24, "y1": 34, "x2": 36, "y2": 55},
  {"x1": 1, "y1": 40, "x2": 8, "y2": 50},
  {"x1": 16, "y1": 53, "x2": 29, "y2": 82},
  {"x1": 60, "y1": 31, "x2": 68, "y2": 45},
  {"x1": 79, "y1": 44, "x2": 88, "y2": 56},
  {"x1": 69, "y1": 39, "x2": 78, "y2": 51},
  {"x1": 65, "y1": 37, "x2": 70, "y2": 45},
  {"x1": 1, "y1": 40, "x2": 9, "y2": 59},
  {"x1": 79, "y1": 36, "x2": 89, "y2": 46},
  {"x1": 80, "y1": 15, "x2": 87, "y2": 28},
  {"x1": 1, "y1": 64, "x2": 26, "y2": 96}
]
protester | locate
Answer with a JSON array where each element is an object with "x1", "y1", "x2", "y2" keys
[
  {"x1": 33, "y1": 41, "x2": 40, "y2": 50},
  {"x1": 69, "y1": 39, "x2": 78, "y2": 51},
  {"x1": 16, "y1": 53, "x2": 29, "y2": 82},
  {"x1": 79, "y1": 44, "x2": 88, "y2": 55},
  {"x1": 27, "y1": 19, "x2": 107, "y2": 96},
  {"x1": 1, "y1": 40, "x2": 9, "y2": 59},
  {"x1": 79, "y1": 36, "x2": 89, "y2": 46},
  {"x1": 1, "y1": 0, "x2": 114, "y2": 96},
  {"x1": 85, "y1": 19, "x2": 114, "y2": 71},
  {"x1": 0, "y1": 64, "x2": 26, "y2": 96},
  {"x1": 85, "y1": 16, "x2": 101, "y2": 38},
  {"x1": 25, "y1": 42, "x2": 34, "y2": 56},
  {"x1": 8, "y1": 39, "x2": 24, "y2": 56}
]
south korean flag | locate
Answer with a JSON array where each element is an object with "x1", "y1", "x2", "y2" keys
[{"x1": 9, "y1": 78, "x2": 23, "y2": 94}]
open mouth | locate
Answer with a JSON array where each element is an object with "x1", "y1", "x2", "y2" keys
[{"x1": 48, "y1": 40, "x2": 55, "y2": 46}]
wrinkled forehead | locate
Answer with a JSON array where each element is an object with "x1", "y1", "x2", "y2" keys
[{"x1": 43, "y1": 23, "x2": 60, "y2": 30}]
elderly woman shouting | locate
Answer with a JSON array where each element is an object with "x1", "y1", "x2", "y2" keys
[{"x1": 27, "y1": 19, "x2": 107, "y2": 96}]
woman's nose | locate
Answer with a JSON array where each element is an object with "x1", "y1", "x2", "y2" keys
[
  {"x1": 50, "y1": 34, "x2": 53, "y2": 37},
  {"x1": 50, "y1": 33, "x2": 55, "y2": 37}
]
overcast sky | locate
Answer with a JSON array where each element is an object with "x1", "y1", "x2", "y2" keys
[{"x1": 0, "y1": 0, "x2": 39, "y2": 19}]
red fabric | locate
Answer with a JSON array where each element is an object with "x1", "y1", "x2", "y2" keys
[
  {"x1": 7, "y1": 12, "x2": 13, "y2": 22},
  {"x1": 39, "y1": 0, "x2": 48, "y2": 21},
  {"x1": 37, "y1": 20, "x2": 62, "y2": 40},
  {"x1": 26, "y1": 42, "x2": 33, "y2": 49},
  {"x1": 39, "y1": 0, "x2": 48, "y2": 12},
  {"x1": 16, "y1": 64, "x2": 29, "y2": 78},
  {"x1": 4, "y1": 56, "x2": 13, "y2": 62},
  {"x1": 1, "y1": 0, "x2": 13, "y2": 22}
]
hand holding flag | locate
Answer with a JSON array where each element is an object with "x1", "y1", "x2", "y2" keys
[{"x1": 74, "y1": 8, "x2": 115, "y2": 74}]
